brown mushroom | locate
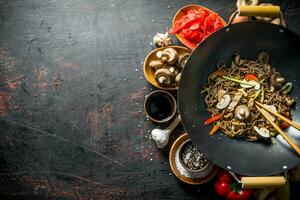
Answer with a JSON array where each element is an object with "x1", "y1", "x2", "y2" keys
[
  {"x1": 177, "y1": 53, "x2": 190, "y2": 69},
  {"x1": 217, "y1": 89, "x2": 227, "y2": 102},
  {"x1": 270, "y1": 72, "x2": 285, "y2": 89},
  {"x1": 166, "y1": 66, "x2": 179, "y2": 76},
  {"x1": 234, "y1": 105, "x2": 250, "y2": 121},
  {"x1": 233, "y1": 53, "x2": 244, "y2": 66},
  {"x1": 149, "y1": 60, "x2": 165, "y2": 69},
  {"x1": 156, "y1": 48, "x2": 178, "y2": 65},
  {"x1": 175, "y1": 73, "x2": 181, "y2": 83},
  {"x1": 154, "y1": 68, "x2": 173, "y2": 86},
  {"x1": 227, "y1": 92, "x2": 243, "y2": 111}
]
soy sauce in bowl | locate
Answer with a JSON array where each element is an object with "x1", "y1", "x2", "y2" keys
[{"x1": 144, "y1": 90, "x2": 176, "y2": 123}]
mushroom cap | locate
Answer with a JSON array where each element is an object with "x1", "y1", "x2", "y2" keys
[
  {"x1": 270, "y1": 72, "x2": 285, "y2": 89},
  {"x1": 216, "y1": 94, "x2": 231, "y2": 109},
  {"x1": 178, "y1": 53, "x2": 190, "y2": 69},
  {"x1": 149, "y1": 60, "x2": 165, "y2": 69},
  {"x1": 175, "y1": 73, "x2": 181, "y2": 83},
  {"x1": 156, "y1": 48, "x2": 178, "y2": 65},
  {"x1": 166, "y1": 66, "x2": 179, "y2": 76},
  {"x1": 154, "y1": 68, "x2": 173, "y2": 86},
  {"x1": 234, "y1": 105, "x2": 250, "y2": 121},
  {"x1": 254, "y1": 126, "x2": 270, "y2": 139}
]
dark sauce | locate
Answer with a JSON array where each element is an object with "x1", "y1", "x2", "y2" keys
[{"x1": 146, "y1": 93, "x2": 174, "y2": 121}]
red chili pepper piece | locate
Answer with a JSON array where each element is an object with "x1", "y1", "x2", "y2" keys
[
  {"x1": 244, "y1": 73, "x2": 258, "y2": 81},
  {"x1": 204, "y1": 115, "x2": 220, "y2": 125}
]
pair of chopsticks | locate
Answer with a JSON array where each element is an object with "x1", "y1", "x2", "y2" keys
[{"x1": 255, "y1": 101, "x2": 300, "y2": 156}]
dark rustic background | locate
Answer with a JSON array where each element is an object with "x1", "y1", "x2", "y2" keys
[{"x1": 0, "y1": 0, "x2": 299, "y2": 199}]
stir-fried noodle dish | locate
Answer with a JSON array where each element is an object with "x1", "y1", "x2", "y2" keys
[{"x1": 202, "y1": 52, "x2": 295, "y2": 141}]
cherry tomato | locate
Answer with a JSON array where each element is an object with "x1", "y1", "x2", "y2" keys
[
  {"x1": 214, "y1": 181, "x2": 231, "y2": 197},
  {"x1": 217, "y1": 170, "x2": 232, "y2": 183},
  {"x1": 226, "y1": 189, "x2": 252, "y2": 200}
]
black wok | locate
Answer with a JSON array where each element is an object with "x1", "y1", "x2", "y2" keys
[{"x1": 178, "y1": 22, "x2": 300, "y2": 176}]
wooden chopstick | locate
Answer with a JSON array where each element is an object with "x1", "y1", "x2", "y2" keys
[
  {"x1": 255, "y1": 101, "x2": 300, "y2": 131},
  {"x1": 256, "y1": 105, "x2": 300, "y2": 156}
]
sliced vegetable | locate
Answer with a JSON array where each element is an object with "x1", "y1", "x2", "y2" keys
[
  {"x1": 254, "y1": 126, "x2": 270, "y2": 139},
  {"x1": 261, "y1": 104, "x2": 277, "y2": 122},
  {"x1": 244, "y1": 73, "x2": 257, "y2": 81},
  {"x1": 248, "y1": 89, "x2": 261, "y2": 99},
  {"x1": 209, "y1": 124, "x2": 220, "y2": 135},
  {"x1": 170, "y1": 8, "x2": 224, "y2": 44},
  {"x1": 260, "y1": 86, "x2": 264, "y2": 103},
  {"x1": 204, "y1": 115, "x2": 220, "y2": 125},
  {"x1": 280, "y1": 82, "x2": 293, "y2": 94},
  {"x1": 216, "y1": 94, "x2": 231, "y2": 109},
  {"x1": 241, "y1": 80, "x2": 261, "y2": 90},
  {"x1": 222, "y1": 76, "x2": 255, "y2": 86}
]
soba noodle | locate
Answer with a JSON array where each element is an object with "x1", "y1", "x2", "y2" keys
[{"x1": 202, "y1": 52, "x2": 294, "y2": 141}]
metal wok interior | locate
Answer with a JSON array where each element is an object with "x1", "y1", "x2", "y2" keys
[{"x1": 178, "y1": 22, "x2": 300, "y2": 176}]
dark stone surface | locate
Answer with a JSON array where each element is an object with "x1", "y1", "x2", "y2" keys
[{"x1": 0, "y1": 0, "x2": 299, "y2": 199}]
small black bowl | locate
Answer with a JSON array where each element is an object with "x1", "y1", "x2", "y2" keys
[{"x1": 144, "y1": 90, "x2": 177, "y2": 123}]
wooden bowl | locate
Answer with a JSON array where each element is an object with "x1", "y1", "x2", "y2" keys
[
  {"x1": 172, "y1": 4, "x2": 227, "y2": 50},
  {"x1": 143, "y1": 46, "x2": 191, "y2": 90},
  {"x1": 169, "y1": 133, "x2": 218, "y2": 185}
]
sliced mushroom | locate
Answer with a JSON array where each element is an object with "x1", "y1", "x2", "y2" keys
[
  {"x1": 217, "y1": 89, "x2": 227, "y2": 102},
  {"x1": 149, "y1": 60, "x2": 165, "y2": 69},
  {"x1": 156, "y1": 48, "x2": 178, "y2": 65},
  {"x1": 175, "y1": 73, "x2": 181, "y2": 83},
  {"x1": 261, "y1": 104, "x2": 277, "y2": 122},
  {"x1": 254, "y1": 126, "x2": 270, "y2": 139},
  {"x1": 240, "y1": 79, "x2": 261, "y2": 90},
  {"x1": 177, "y1": 53, "x2": 190, "y2": 69},
  {"x1": 234, "y1": 105, "x2": 250, "y2": 121},
  {"x1": 227, "y1": 92, "x2": 243, "y2": 111},
  {"x1": 270, "y1": 72, "x2": 285, "y2": 89},
  {"x1": 154, "y1": 68, "x2": 173, "y2": 86},
  {"x1": 216, "y1": 94, "x2": 231, "y2": 109}
]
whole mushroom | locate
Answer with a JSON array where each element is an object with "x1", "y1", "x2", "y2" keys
[
  {"x1": 149, "y1": 60, "x2": 165, "y2": 69},
  {"x1": 177, "y1": 53, "x2": 190, "y2": 69},
  {"x1": 166, "y1": 65, "x2": 179, "y2": 76},
  {"x1": 234, "y1": 105, "x2": 250, "y2": 121},
  {"x1": 154, "y1": 68, "x2": 173, "y2": 86},
  {"x1": 156, "y1": 48, "x2": 178, "y2": 65},
  {"x1": 175, "y1": 73, "x2": 181, "y2": 83},
  {"x1": 270, "y1": 71, "x2": 285, "y2": 89}
]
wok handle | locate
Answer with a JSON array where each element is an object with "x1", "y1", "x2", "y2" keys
[
  {"x1": 241, "y1": 176, "x2": 286, "y2": 189},
  {"x1": 239, "y1": 5, "x2": 281, "y2": 18}
]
